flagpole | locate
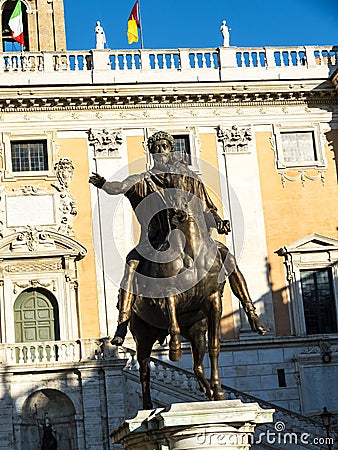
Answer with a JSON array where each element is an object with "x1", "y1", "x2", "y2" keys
[{"x1": 138, "y1": 0, "x2": 144, "y2": 49}]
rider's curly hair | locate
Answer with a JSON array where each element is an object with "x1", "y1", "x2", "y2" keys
[{"x1": 148, "y1": 131, "x2": 175, "y2": 153}]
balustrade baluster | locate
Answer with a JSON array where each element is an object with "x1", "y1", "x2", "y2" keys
[
  {"x1": 60, "y1": 343, "x2": 66, "y2": 361},
  {"x1": 50, "y1": 344, "x2": 56, "y2": 362},
  {"x1": 66, "y1": 343, "x2": 72, "y2": 361},
  {"x1": 18, "y1": 347, "x2": 25, "y2": 364},
  {"x1": 27, "y1": 56, "x2": 33, "y2": 71},
  {"x1": 188, "y1": 53, "x2": 195, "y2": 69},
  {"x1": 6, "y1": 346, "x2": 13, "y2": 364},
  {"x1": 40, "y1": 344, "x2": 46, "y2": 363},
  {"x1": 118, "y1": 54, "x2": 124, "y2": 70},
  {"x1": 156, "y1": 364, "x2": 165, "y2": 381},
  {"x1": 26, "y1": 346, "x2": 33, "y2": 364},
  {"x1": 131, "y1": 54, "x2": 136, "y2": 70},
  {"x1": 295, "y1": 51, "x2": 300, "y2": 66}
]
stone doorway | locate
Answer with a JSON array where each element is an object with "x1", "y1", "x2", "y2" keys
[{"x1": 20, "y1": 389, "x2": 77, "y2": 450}]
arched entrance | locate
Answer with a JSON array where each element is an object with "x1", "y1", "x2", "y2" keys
[
  {"x1": 14, "y1": 288, "x2": 60, "y2": 343},
  {"x1": 20, "y1": 389, "x2": 77, "y2": 450}
]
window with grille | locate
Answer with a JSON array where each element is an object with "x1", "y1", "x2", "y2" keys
[
  {"x1": 300, "y1": 269, "x2": 337, "y2": 335},
  {"x1": 11, "y1": 140, "x2": 48, "y2": 172},
  {"x1": 173, "y1": 135, "x2": 192, "y2": 165}
]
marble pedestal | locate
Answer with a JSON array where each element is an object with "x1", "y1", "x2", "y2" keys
[{"x1": 111, "y1": 400, "x2": 274, "y2": 450}]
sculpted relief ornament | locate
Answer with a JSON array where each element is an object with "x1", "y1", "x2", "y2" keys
[
  {"x1": 51, "y1": 158, "x2": 77, "y2": 235},
  {"x1": 10, "y1": 226, "x2": 55, "y2": 252},
  {"x1": 88, "y1": 128, "x2": 123, "y2": 156},
  {"x1": 217, "y1": 125, "x2": 252, "y2": 153}
]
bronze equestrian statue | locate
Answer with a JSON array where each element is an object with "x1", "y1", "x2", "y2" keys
[{"x1": 89, "y1": 131, "x2": 269, "y2": 408}]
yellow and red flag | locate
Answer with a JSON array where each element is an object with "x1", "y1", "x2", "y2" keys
[{"x1": 127, "y1": 1, "x2": 140, "y2": 44}]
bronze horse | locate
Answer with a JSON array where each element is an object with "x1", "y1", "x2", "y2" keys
[{"x1": 129, "y1": 182, "x2": 228, "y2": 409}]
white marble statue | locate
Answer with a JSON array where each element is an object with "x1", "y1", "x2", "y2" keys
[
  {"x1": 220, "y1": 20, "x2": 230, "y2": 47},
  {"x1": 95, "y1": 21, "x2": 106, "y2": 49}
]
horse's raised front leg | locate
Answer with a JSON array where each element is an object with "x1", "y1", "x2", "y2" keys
[
  {"x1": 166, "y1": 294, "x2": 182, "y2": 362},
  {"x1": 207, "y1": 291, "x2": 225, "y2": 401}
]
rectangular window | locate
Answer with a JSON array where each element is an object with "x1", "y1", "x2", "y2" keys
[
  {"x1": 300, "y1": 269, "x2": 337, "y2": 335},
  {"x1": 280, "y1": 131, "x2": 317, "y2": 164},
  {"x1": 11, "y1": 140, "x2": 48, "y2": 172},
  {"x1": 173, "y1": 135, "x2": 192, "y2": 165},
  {"x1": 277, "y1": 369, "x2": 286, "y2": 387}
]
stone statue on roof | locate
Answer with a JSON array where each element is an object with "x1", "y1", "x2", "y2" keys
[
  {"x1": 95, "y1": 21, "x2": 106, "y2": 49},
  {"x1": 220, "y1": 20, "x2": 230, "y2": 47}
]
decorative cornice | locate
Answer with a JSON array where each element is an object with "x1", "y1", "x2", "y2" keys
[{"x1": 0, "y1": 89, "x2": 336, "y2": 112}]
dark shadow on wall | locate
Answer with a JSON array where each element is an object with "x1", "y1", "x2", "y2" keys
[
  {"x1": 325, "y1": 127, "x2": 338, "y2": 183},
  {"x1": 0, "y1": 366, "x2": 16, "y2": 448}
]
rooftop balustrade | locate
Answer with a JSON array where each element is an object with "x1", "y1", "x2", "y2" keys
[{"x1": 0, "y1": 45, "x2": 337, "y2": 87}]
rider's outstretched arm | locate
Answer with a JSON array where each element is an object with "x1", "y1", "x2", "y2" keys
[{"x1": 89, "y1": 172, "x2": 144, "y2": 195}]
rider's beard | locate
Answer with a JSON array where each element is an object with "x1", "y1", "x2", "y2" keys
[{"x1": 152, "y1": 153, "x2": 185, "y2": 172}]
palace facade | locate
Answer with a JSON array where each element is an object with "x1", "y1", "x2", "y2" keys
[{"x1": 0, "y1": 1, "x2": 337, "y2": 448}]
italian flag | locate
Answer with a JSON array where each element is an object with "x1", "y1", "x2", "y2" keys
[
  {"x1": 9, "y1": 0, "x2": 24, "y2": 46},
  {"x1": 127, "y1": 1, "x2": 140, "y2": 44}
]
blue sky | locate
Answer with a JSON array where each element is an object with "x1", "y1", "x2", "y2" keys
[{"x1": 64, "y1": 0, "x2": 338, "y2": 51}]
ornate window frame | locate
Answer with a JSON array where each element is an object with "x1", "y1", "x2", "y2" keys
[
  {"x1": 271, "y1": 123, "x2": 327, "y2": 170},
  {"x1": 276, "y1": 233, "x2": 338, "y2": 336},
  {"x1": 0, "y1": 231, "x2": 87, "y2": 343},
  {"x1": 1, "y1": 130, "x2": 57, "y2": 180}
]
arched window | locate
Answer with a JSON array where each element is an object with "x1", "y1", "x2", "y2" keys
[
  {"x1": 14, "y1": 288, "x2": 60, "y2": 343},
  {"x1": 1, "y1": 0, "x2": 29, "y2": 51}
]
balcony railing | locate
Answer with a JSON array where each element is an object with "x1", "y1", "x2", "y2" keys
[
  {"x1": 0, "y1": 45, "x2": 337, "y2": 86},
  {"x1": 1, "y1": 338, "x2": 105, "y2": 365}
]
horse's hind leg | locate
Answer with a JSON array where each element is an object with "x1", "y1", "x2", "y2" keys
[
  {"x1": 130, "y1": 315, "x2": 157, "y2": 409},
  {"x1": 181, "y1": 319, "x2": 213, "y2": 401},
  {"x1": 166, "y1": 294, "x2": 182, "y2": 362},
  {"x1": 206, "y1": 291, "x2": 225, "y2": 401},
  {"x1": 136, "y1": 339, "x2": 156, "y2": 410}
]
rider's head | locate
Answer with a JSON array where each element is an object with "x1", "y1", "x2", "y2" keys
[
  {"x1": 148, "y1": 131, "x2": 175, "y2": 155},
  {"x1": 148, "y1": 131, "x2": 188, "y2": 167}
]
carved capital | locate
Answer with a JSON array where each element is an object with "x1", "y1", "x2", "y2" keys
[
  {"x1": 88, "y1": 128, "x2": 123, "y2": 157},
  {"x1": 217, "y1": 125, "x2": 252, "y2": 153}
]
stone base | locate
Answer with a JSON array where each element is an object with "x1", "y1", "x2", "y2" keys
[{"x1": 111, "y1": 400, "x2": 274, "y2": 450}]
